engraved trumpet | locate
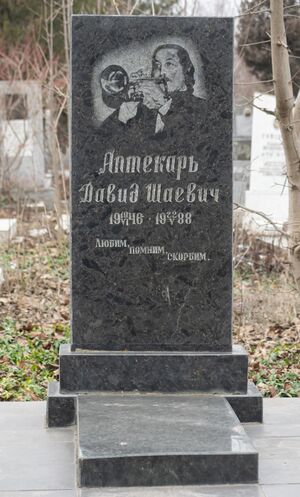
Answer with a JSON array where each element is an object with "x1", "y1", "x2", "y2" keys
[{"x1": 100, "y1": 64, "x2": 169, "y2": 108}]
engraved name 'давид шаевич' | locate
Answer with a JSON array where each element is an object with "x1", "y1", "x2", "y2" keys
[{"x1": 78, "y1": 151, "x2": 220, "y2": 205}]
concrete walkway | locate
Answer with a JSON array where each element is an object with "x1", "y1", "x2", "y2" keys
[{"x1": 0, "y1": 398, "x2": 299, "y2": 497}]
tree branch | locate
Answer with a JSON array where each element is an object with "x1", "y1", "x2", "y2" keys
[
  {"x1": 234, "y1": 79, "x2": 274, "y2": 85},
  {"x1": 234, "y1": 203, "x2": 288, "y2": 237},
  {"x1": 294, "y1": 90, "x2": 300, "y2": 140},
  {"x1": 129, "y1": 0, "x2": 140, "y2": 14},
  {"x1": 239, "y1": 39, "x2": 271, "y2": 47},
  {"x1": 271, "y1": 0, "x2": 300, "y2": 290},
  {"x1": 251, "y1": 102, "x2": 276, "y2": 116},
  {"x1": 235, "y1": 9, "x2": 270, "y2": 18},
  {"x1": 112, "y1": 0, "x2": 121, "y2": 14}
]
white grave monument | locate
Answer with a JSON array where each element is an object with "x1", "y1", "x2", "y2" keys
[
  {"x1": 0, "y1": 81, "x2": 46, "y2": 191},
  {"x1": 245, "y1": 93, "x2": 288, "y2": 235},
  {"x1": 0, "y1": 218, "x2": 17, "y2": 243}
]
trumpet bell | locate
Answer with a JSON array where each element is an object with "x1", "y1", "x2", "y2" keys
[{"x1": 100, "y1": 65, "x2": 128, "y2": 95}]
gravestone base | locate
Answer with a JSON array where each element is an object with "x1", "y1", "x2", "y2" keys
[
  {"x1": 58, "y1": 343, "x2": 249, "y2": 393},
  {"x1": 76, "y1": 394, "x2": 258, "y2": 487},
  {"x1": 47, "y1": 382, "x2": 76, "y2": 428},
  {"x1": 46, "y1": 379, "x2": 263, "y2": 427}
]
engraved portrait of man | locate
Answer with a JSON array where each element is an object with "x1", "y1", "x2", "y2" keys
[{"x1": 99, "y1": 43, "x2": 207, "y2": 142}]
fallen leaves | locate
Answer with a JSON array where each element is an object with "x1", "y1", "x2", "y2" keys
[
  {"x1": 0, "y1": 230, "x2": 70, "y2": 401},
  {"x1": 0, "y1": 317, "x2": 70, "y2": 401},
  {"x1": 233, "y1": 229, "x2": 300, "y2": 397}
]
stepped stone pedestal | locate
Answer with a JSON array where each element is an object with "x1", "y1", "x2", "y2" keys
[
  {"x1": 48, "y1": 339, "x2": 262, "y2": 488},
  {"x1": 77, "y1": 395, "x2": 258, "y2": 487},
  {"x1": 59, "y1": 344, "x2": 249, "y2": 393},
  {"x1": 47, "y1": 15, "x2": 263, "y2": 490},
  {"x1": 47, "y1": 373, "x2": 261, "y2": 487}
]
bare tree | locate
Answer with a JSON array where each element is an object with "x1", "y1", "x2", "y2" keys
[{"x1": 270, "y1": 0, "x2": 300, "y2": 289}]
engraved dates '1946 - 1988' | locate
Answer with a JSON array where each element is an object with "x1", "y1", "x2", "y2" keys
[{"x1": 109, "y1": 211, "x2": 193, "y2": 225}]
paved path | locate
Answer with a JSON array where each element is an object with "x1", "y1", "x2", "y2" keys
[{"x1": 0, "y1": 399, "x2": 299, "y2": 497}]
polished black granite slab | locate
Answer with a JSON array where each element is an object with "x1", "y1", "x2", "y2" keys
[
  {"x1": 226, "y1": 382, "x2": 263, "y2": 423},
  {"x1": 59, "y1": 343, "x2": 248, "y2": 393},
  {"x1": 46, "y1": 380, "x2": 263, "y2": 427},
  {"x1": 71, "y1": 16, "x2": 233, "y2": 351},
  {"x1": 77, "y1": 394, "x2": 258, "y2": 487},
  {"x1": 46, "y1": 381, "x2": 76, "y2": 427}
]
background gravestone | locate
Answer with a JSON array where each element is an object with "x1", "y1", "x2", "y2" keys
[
  {"x1": 245, "y1": 93, "x2": 287, "y2": 232},
  {"x1": 72, "y1": 16, "x2": 233, "y2": 352},
  {"x1": 0, "y1": 81, "x2": 46, "y2": 191}
]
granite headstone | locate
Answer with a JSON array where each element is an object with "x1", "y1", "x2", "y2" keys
[
  {"x1": 47, "y1": 16, "x2": 262, "y2": 488},
  {"x1": 72, "y1": 16, "x2": 233, "y2": 352}
]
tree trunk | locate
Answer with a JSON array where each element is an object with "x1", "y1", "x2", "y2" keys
[{"x1": 270, "y1": 0, "x2": 300, "y2": 290}]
